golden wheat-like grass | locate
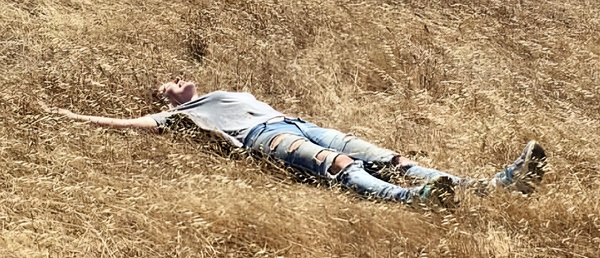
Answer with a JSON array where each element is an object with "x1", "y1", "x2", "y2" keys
[{"x1": 1, "y1": 0, "x2": 599, "y2": 257}]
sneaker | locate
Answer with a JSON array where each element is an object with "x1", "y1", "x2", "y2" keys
[
  {"x1": 416, "y1": 176, "x2": 456, "y2": 207},
  {"x1": 491, "y1": 140, "x2": 547, "y2": 193}
]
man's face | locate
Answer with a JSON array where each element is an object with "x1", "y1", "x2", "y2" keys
[{"x1": 162, "y1": 79, "x2": 197, "y2": 106}]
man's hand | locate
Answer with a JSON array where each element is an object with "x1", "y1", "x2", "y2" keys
[{"x1": 39, "y1": 101, "x2": 75, "y2": 118}]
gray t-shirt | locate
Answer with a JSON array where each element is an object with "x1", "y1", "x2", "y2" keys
[{"x1": 149, "y1": 91, "x2": 284, "y2": 147}]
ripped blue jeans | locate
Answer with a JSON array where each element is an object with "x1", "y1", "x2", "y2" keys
[{"x1": 243, "y1": 118, "x2": 464, "y2": 202}]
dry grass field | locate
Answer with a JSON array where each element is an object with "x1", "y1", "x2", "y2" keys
[{"x1": 1, "y1": 0, "x2": 599, "y2": 257}]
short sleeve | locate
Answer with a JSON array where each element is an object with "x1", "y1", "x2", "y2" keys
[{"x1": 148, "y1": 111, "x2": 171, "y2": 132}]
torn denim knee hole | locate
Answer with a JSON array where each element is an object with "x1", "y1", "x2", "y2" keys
[
  {"x1": 323, "y1": 153, "x2": 340, "y2": 177},
  {"x1": 268, "y1": 133, "x2": 290, "y2": 151},
  {"x1": 313, "y1": 150, "x2": 330, "y2": 166}
]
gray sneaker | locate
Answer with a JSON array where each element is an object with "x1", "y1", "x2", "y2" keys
[
  {"x1": 415, "y1": 176, "x2": 456, "y2": 207},
  {"x1": 492, "y1": 140, "x2": 547, "y2": 193}
]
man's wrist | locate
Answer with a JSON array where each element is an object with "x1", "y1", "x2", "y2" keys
[{"x1": 67, "y1": 112, "x2": 78, "y2": 119}]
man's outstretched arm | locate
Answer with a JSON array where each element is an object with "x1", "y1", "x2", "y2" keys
[{"x1": 40, "y1": 101, "x2": 158, "y2": 129}]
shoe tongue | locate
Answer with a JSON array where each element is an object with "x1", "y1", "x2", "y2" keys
[
  {"x1": 512, "y1": 158, "x2": 525, "y2": 168},
  {"x1": 505, "y1": 167, "x2": 516, "y2": 181}
]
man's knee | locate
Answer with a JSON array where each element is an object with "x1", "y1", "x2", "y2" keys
[
  {"x1": 314, "y1": 149, "x2": 354, "y2": 175},
  {"x1": 328, "y1": 153, "x2": 354, "y2": 175}
]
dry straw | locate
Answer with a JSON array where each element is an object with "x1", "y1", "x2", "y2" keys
[{"x1": 1, "y1": 0, "x2": 599, "y2": 257}]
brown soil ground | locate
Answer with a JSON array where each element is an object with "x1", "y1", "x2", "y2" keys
[{"x1": 1, "y1": 0, "x2": 599, "y2": 257}]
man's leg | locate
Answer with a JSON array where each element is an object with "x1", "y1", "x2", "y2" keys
[
  {"x1": 250, "y1": 131, "x2": 422, "y2": 202},
  {"x1": 260, "y1": 120, "x2": 547, "y2": 195},
  {"x1": 292, "y1": 120, "x2": 465, "y2": 184}
]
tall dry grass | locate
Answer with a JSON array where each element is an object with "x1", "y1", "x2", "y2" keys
[{"x1": 1, "y1": 0, "x2": 599, "y2": 257}]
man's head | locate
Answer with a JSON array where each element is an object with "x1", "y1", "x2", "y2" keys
[{"x1": 159, "y1": 78, "x2": 198, "y2": 107}]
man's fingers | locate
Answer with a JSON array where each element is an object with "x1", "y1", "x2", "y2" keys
[
  {"x1": 38, "y1": 100, "x2": 51, "y2": 112},
  {"x1": 38, "y1": 100, "x2": 59, "y2": 113}
]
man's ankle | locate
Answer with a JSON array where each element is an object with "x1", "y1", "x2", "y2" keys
[{"x1": 392, "y1": 155, "x2": 419, "y2": 167}]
